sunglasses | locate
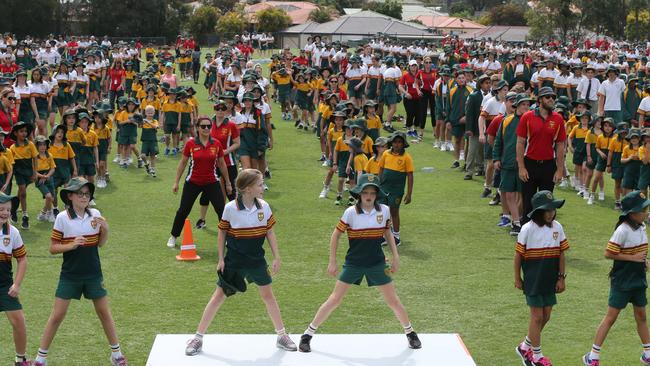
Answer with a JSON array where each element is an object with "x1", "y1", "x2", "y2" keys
[
  {"x1": 5, "y1": 96, "x2": 15, "y2": 101},
  {"x1": 543, "y1": 95, "x2": 556, "y2": 100},
  {"x1": 214, "y1": 106, "x2": 227, "y2": 111},
  {"x1": 198, "y1": 124, "x2": 212, "y2": 129},
  {"x1": 424, "y1": 62, "x2": 432, "y2": 64},
  {"x1": 74, "y1": 191, "x2": 91, "y2": 198}
]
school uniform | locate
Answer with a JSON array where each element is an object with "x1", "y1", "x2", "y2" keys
[
  {"x1": 35, "y1": 153, "x2": 56, "y2": 197},
  {"x1": 595, "y1": 134, "x2": 613, "y2": 172},
  {"x1": 381, "y1": 66, "x2": 402, "y2": 105},
  {"x1": 622, "y1": 144, "x2": 641, "y2": 189},
  {"x1": 293, "y1": 81, "x2": 311, "y2": 110},
  {"x1": 54, "y1": 72, "x2": 73, "y2": 106},
  {"x1": 78, "y1": 130, "x2": 98, "y2": 176},
  {"x1": 116, "y1": 112, "x2": 137, "y2": 145},
  {"x1": 216, "y1": 198, "x2": 276, "y2": 295},
  {"x1": 345, "y1": 67, "x2": 365, "y2": 99},
  {"x1": 141, "y1": 119, "x2": 159, "y2": 156},
  {"x1": 51, "y1": 208, "x2": 107, "y2": 300},
  {"x1": 516, "y1": 220, "x2": 569, "y2": 307},
  {"x1": 336, "y1": 204, "x2": 392, "y2": 286},
  {"x1": 162, "y1": 101, "x2": 181, "y2": 134},
  {"x1": 179, "y1": 102, "x2": 193, "y2": 134},
  {"x1": 609, "y1": 136, "x2": 626, "y2": 180},
  {"x1": 29, "y1": 81, "x2": 51, "y2": 121},
  {"x1": 569, "y1": 125, "x2": 589, "y2": 165},
  {"x1": 334, "y1": 136, "x2": 350, "y2": 178},
  {"x1": 364, "y1": 156, "x2": 381, "y2": 175},
  {"x1": 493, "y1": 113, "x2": 523, "y2": 193},
  {"x1": 606, "y1": 222, "x2": 649, "y2": 309},
  {"x1": 585, "y1": 129, "x2": 599, "y2": 170},
  {"x1": 0, "y1": 223, "x2": 26, "y2": 312},
  {"x1": 360, "y1": 135, "x2": 373, "y2": 156},
  {"x1": 92, "y1": 126, "x2": 111, "y2": 162},
  {"x1": 365, "y1": 115, "x2": 381, "y2": 141},
  {"x1": 48, "y1": 142, "x2": 75, "y2": 188},
  {"x1": 378, "y1": 150, "x2": 414, "y2": 207},
  {"x1": 237, "y1": 108, "x2": 268, "y2": 159},
  {"x1": 639, "y1": 146, "x2": 650, "y2": 190},
  {"x1": 9, "y1": 141, "x2": 37, "y2": 186},
  {"x1": 0, "y1": 152, "x2": 12, "y2": 190}
]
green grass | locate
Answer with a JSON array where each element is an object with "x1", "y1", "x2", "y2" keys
[{"x1": 0, "y1": 58, "x2": 647, "y2": 365}]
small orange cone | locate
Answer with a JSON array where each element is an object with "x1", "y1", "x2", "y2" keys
[{"x1": 176, "y1": 219, "x2": 201, "y2": 261}]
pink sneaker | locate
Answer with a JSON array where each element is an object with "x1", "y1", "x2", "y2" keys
[
  {"x1": 582, "y1": 353, "x2": 599, "y2": 366},
  {"x1": 642, "y1": 354, "x2": 650, "y2": 366},
  {"x1": 515, "y1": 345, "x2": 533, "y2": 366},
  {"x1": 110, "y1": 356, "x2": 128, "y2": 366},
  {"x1": 532, "y1": 357, "x2": 553, "y2": 366}
]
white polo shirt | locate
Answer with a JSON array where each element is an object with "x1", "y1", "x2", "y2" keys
[{"x1": 598, "y1": 78, "x2": 625, "y2": 111}]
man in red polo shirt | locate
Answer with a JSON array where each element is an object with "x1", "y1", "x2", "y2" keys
[{"x1": 515, "y1": 86, "x2": 566, "y2": 222}]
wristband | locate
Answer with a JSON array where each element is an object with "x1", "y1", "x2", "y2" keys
[{"x1": 558, "y1": 272, "x2": 567, "y2": 279}]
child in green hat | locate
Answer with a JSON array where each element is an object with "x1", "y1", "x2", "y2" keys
[
  {"x1": 0, "y1": 192, "x2": 30, "y2": 365},
  {"x1": 34, "y1": 136, "x2": 56, "y2": 223},
  {"x1": 622, "y1": 128, "x2": 642, "y2": 195},
  {"x1": 582, "y1": 190, "x2": 650, "y2": 366},
  {"x1": 609, "y1": 123, "x2": 630, "y2": 209},
  {"x1": 9, "y1": 122, "x2": 37, "y2": 229},
  {"x1": 568, "y1": 111, "x2": 591, "y2": 197},
  {"x1": 514, "y1": 190, "x2": 569, "y2": 366},
  {"x1": 299, "y1": 173, "x2": 421, "y2": 353}
]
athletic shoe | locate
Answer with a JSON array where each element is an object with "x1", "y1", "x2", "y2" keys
[
  {"x1": 598, "y1": 191, "x2": 605, "y2": 201},
  {"x1": 185, "y1": 337, "x2": 203, "y2": 356},
  {"x1": 32, "y1": 361, "x2": 47, "y2": 366},
  {"x1": 52, "y1": 207, "x2": 59, "y2": 217},
  {"x1": 299, "y1": 334, "x2": 312, "y2": 353},
  {"x1": 322, "y1": 160, "x2": 330, "y2": 167},
  {"x1": 440, "y1": 143, "x2": 448, "y2": 152},
  {"x1": 489, "y1": 192, "x2": 501, "y2": 206},
  {"x1": 459, "y1": 151, "x2": 465, "y2": 161},
  {"x1": 195, "y1": 219, "x2": 206, "y2": 230},
  {"x1": 433, "y1": 141, "x2": 440, "y2": 149},
  {"x1": 463, "y1": 174, "x2": 473, "y2": 180},
  {"x1": 406, "y1": 130, "x2": 417, "y2": 138},
  {"x1": 577, "y1": 189, "x2": 585, "y2": 197},
  {"x1": 265, "y1": 170, "x2": 272, "y2": 179},
  {"x1": 172, "y1": 148, "x2": 178, "y2": 156},
  {"x1": 510, "y1": 224, "x2": 522, "y2": 236},
  {"x1": 641, "y1": 354, "x2": 650, "y2": 366},
  {"x1": 587, "y1": 193, "x2": 594, "y2": 205},
  {"x1": 166, "y1": 236, "x2": 176, "y2": 248},
  {"x1": 89, "y1": 199, "x2": 96, "y2": 207},
  {"x1": 481, "y1": 187, "x2": 492, "y2": 198},
  {"x1": 126, "y1": 157, "x2": 133, "y2": 165},
  {"x1": 475, "y1": 169, "x2": 485, "y2": 177},
  {"x1": 21, "y1": 216, "x2": 28, "y2": 230},
  {"x1": 276, "y1": 334, "x2": 298, "y2": 352},
  {"x1": 335, "y1": 195, "x2": 342, "y2": 205},
  {"x1": 516, "y1": 345, "x2": 533, "y2": 366},
  {"x1": 394, "y1": 236, "x2": 401, "y2": 246},
  {"x1": 582, "y1": 353, "x2": 599, "y2": 366},
  {"x1": 406, "y1": 332, "x2": 422, "y2": 349},
  {"x1": 318, "y1": 154, "x2": 327, "y2": 162},
  {"x1": 451, "y1": 161, "x2": 460, "y2": 169},
  {"x1": 531, "y1": 357, "x2": 552, "y2": 366},
  {"x1": 151, "y1": 169, "x2": 157, "y2": 178},
  {"x1": 383, "y1": 125, "x2": 395, "y2": 133},
  {"x1": 113, "y1": 155, "x2": 121, "y2": 163},
  {"x1": 37, "y1": 211, "x2": 48, "y2": 221},
  {"x1": 137, "y1": 159, "x2": 144, "y2": 168},
  {"x1": 263, "y1": 183, "x2": 269, "y2": 191},
  {"x1": 294, "y1": 120, "x2": 301, "y2": 128},
  {"x1": 143, "y1": 160, "x2": 150, "y2": 173},
  {"x1": 347, "y1": 197, "x2": 356, "y2": 206},
  {"x1": 15, "y1": 361, "x2": 31, "y2": 366},
  {"x1": 105, "y1": 172, "x2": 110, "y2": 182},
  {"x1": 10, "y1": 211, "x2": 17, "y2": 224},
  {"x1": 448, "y1": 142, "x2": 455, "y2": 151},
  {"x1": 48, "y1": 211, "x2": 56, "y2": 223},
  {"x1": 615, "y1": 201, "x2": 622, "y2": 210},
  {"x1": 559, "y1": 178, "x2": 568, "y2": 188},
  {"x1": 164, "y1": 148, "x2": 170, "y2": 156},
  {"x1": 110, "y1": 356, "x2": 128, "y2": 366},
  {"x1": 497, "y1": 216, "x2": 511, "y2": 227},
  {"x1": 319, "y1": 186, "x2": 329, "y2": 199}
]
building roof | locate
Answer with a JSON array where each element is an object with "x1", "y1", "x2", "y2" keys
[
  {"x1": 282, "y1": 10, "x2": 435, "y2": 38},
  {"x1": 412, "y1": 15, "x2": 485, "y2": 30},
  {"x1": 462, "y1": 26, "x2": 531, "y2": 42},
  {"x1": 401, "y1": 5, "x2": 446, "y2": 20},
  {"x1": 245, "y1": 1, "x2": 321, "y2": 25}
]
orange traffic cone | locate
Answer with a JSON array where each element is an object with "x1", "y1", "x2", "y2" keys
[{"x1": 176, "y1": 219, "x2": 201, "y2": 261}]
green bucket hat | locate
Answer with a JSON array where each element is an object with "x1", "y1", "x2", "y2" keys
[
  {"x1": 242, "y1": 92, "x2": 255, "y2": 101},
  {"x1": 528, "y1": 190, "x2": 565, "y2": 218},
  {"x1": 34, "y1": 135, "x2": 49, "y2": 147},
  {"x1": 513, "y1": 93, "x2": 533, "y2": 107},
  {"x1": 387, "y1": 131, "x2": 410, "y2": 148},
  {"x1": 373, "y1": 136, "x2": 389, "y2": 147},
  {"x1": 628, "y1": 128, "x2": 641, "y2": 140},
  {"x1": 60, "y1": 177, "x2": 95, "y2": 207},
  {"x1": 352, "y1": 118, "x2": 367, "y2": 131},
  {"x1": 62, "y1": 108, "x2": 77, "y2": 118},
  {"x1": 10, "y1": 121, "x2": 33, "y2": 139},
  {"x1": 332, "y1": 110, "x2": 346, "y2": 118},
  {"x1": 0, "y1": 192, "x2": 18, "y2": 210},
  {"x1": 615, "y1": 122, "x2": 629, "y2": 135},
  {"x1": 556, "y1": 95, "x2": 570, "y2": 107},
  {"x1": 345, "y1": 137, "x2": 364, "y2": 154},
  {"x1": 349, "y1": 173, "x2": 387, "y2": 200},
  {"x1": 576, "y1": 110, "x2": 592, "y2": 120},
  {"x1": 572, "y1": 98, "x2": 591, "y2": 109},
  {"x1": 220, "y1": 91, "x2": 237, "y2": 100},
  {"x1": 77, "y1": 112, "x2": 91, "y2": 122},
  {"x1": 620, "y1": 191, "x2": 650, "y2": 218}
]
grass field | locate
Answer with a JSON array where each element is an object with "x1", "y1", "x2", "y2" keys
[{"x1": 0, "y1": 59, "x2": 647, "y2": 365}]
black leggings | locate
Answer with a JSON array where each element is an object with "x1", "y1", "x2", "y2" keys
[
  {"x1": 192, "y1": 61, "x2": 201, "y2": 83},
  {"x1": 200, "y1": 165, "x2": 238, "y2": 204},
  {"x1": 418, "y1": 90, "x2": 435, "y2": 129},
  {"x1": 521, "y1": 158, "x2": 556, "y2": 223},
  {"x1": 403, "y1": 97, "x2": 420, "y2": 128},
  {"x1": 171, "y1": 180, "x2": 225, "y2": 237}
]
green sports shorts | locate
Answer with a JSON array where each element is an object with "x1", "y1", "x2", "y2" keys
[
  {"x1": 164, "y1": 122, "x2": 179, "y2": 135},
  {"x1": 56, "y1": 276, "x2": 107, "y2": 300},
  {"x1": 217, "y1": 264, "x2": 272, "y2": 297},
  {"x1": 0, "y1": 287, "x2": 22, "y2": 312},
  {"x1": 612, "y1": 166, "x2": 624, "y2": 180},
  {"x1": 499, "y1": 168, "x2": 522, "y2": 193},
  {"x1": 596, "y1": 154, "x2": 608, "y2": 172},
  {"x1": 141, "y1": 141, "x2": 159, "y2": 156},
  {"x1": 78, "y1": 163, "x2": 96, "y2": 177},
  {"x1": 525, "y1": 293, "x2": 557, "y2": 308},
  {"x1": 450, "y1": 120, "x2": 465, "y2": 138},
  {"x1": 609, "y1": 287, "x2": 648, "y2": 309},
  {"x1": 117, "y1": 133, "x2": 137, "y2": 146},
  {"x1": 339, "y1": 262, "x2": 392, "y2": 287},
  {"x1": 14, "y1": 172, "x2": 33, "y2": 186},
  {"x1": 36, "y1": 175, "x2": 55, "y2": 198}
]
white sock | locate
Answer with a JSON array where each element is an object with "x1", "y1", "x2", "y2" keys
[
  {"x1": 276, "y1": 328, "x2": 287, "y2": 336},
  {"x1": 195, "y1": 332, "x2": 204, "y2": 339},
  {"x1": 532, "y1": 346, "x2": 543, "y2": 361},
  {"x1": 589, "y1": 344, "x2": 601, "y2": 360},
  {"x1": 304, "y1": 323, "x2": 318, "y2": 336},
  {"x1": 110, "y1": 344, "x2": 123, "y2": 359},
  {"x1": 403, "y1": 323, "x2": 414, "y2": 334},
  {"x1": 643, "y1": 343, "x2": 650, "y2": 358},
  {"x1": 521, "y1": 336, "x2": 532, "y2": 351}
]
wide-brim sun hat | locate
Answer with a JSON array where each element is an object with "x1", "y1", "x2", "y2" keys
[{"x1": 59, "y1": 177, "x2": 95, "y2": 207}]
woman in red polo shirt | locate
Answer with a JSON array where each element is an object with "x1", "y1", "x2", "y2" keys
[
  {"x1": 167, "y1": 116, "x2": 233, "y2": 248},
  {"x1": 107, "y1": 60, "x2": 126, "y2": 110},
  {"x1": 399, "y1": 60, "x2": 423, "y2": 138},
  {"x1": 195, "y1": 100, "x2": 241, "y2": 229},
  {"x1": 417, "y1": 57, "x2": 437, "y2": 140}
]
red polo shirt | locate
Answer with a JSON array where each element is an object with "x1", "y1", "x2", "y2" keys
[
  {"x1": 183, "y1": 137, "x2": 224, "y2": 185},
  {"x1": 210, "y1": 119, "x2": 240, "y2": 166},
  {"x1": 516, "y1": 108, "x2": 566, "y2": 161},
  {"x1": 399, "y1": 72, "x2": 421, "y2": 99},
  {"x1": 486, "y1": 113, "x2": 503, "y2": 138}
]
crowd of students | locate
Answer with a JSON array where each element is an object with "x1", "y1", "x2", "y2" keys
[{"x1": 0, "y1": 31, "x2": 649, "y2": 365}]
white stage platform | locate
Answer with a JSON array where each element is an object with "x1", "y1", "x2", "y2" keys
[{"x1": 146, "y1": 334, "x2": 476, "y2": 366}]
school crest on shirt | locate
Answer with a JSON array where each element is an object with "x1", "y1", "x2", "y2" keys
[
  {"x1": 91, "y1": 218, "x2": 97, "y2": 229},
  {"x1": 257, "y1": 212, "x2": 264, "y2": 221},
  {"x1": 397, "y1": 159, "x2": 404, "y2": 166},
  {"x1": 549, "y1": 120, "x2": 556, "y2": 129},
  {"x1": 553, "y1": 232, "x2": 559, "y2": 240},
  {"x1": 3, "y1": 237, "x2": 9, "y2": 247},
  {"x1": 376, "y1": 214, "x2": 383, "y2": 224}
]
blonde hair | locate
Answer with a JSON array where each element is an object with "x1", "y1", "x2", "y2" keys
[
  {"x1": 144, "y1": 105, "x2": 155, "y2": 114},
  {"x1": 236, "y1": 169, "x2": 263, "y2": 195}
]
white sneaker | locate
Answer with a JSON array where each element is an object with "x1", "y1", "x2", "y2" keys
[
  {"x1": 321, "y1": 160, "x2": 329, "y2": 167},
  {"x1": 587, "y1": 193, "x2": 594, "y2": 205},
  {"x1": 583, "y1": 190, "x2": 590, "y2": 200},
  {"x1": 113, "y1": 155, "x2": 121, "y2": 163},
  {"x1": 37, "y1": 211, "x2": 47, "y2": 221},
  {"x1": 459, "y1": 151, "x2": 465, "y2": 161},
  {"x1": 319, "y1": 186, "x2": 330, "y2": 199},
  {"x1": 47, "y1": 211, "x2": 56, "y2": 223},
  {"x1": 577, "y1": 187, "x2": 585, "y2": 197},
  {"x1": 167, "y1": 236, "x2": 176, "y2": 248},
  {"x1": 433, "y1": 141, "x2": 440, "y2": 149},
  {"x1": 126, "y1": 157, "x2": 133, "y2": 165},
  {"x1": 599, "y1": 191, "x2": 605, "y2": 201},
  {"x1": 440, "y1": 143, "x2": 447, "y2": 151},
  {"x1": 448, "y1": 142, "x2": 455, "y2": 152},
  {"x1": 559, "y1": 179, "x2": 568, "y2": 188},
  {"x1": 89, "y1": 199, "x2": 97, "y2": 206},
  {"x1": 263, "y1": 183, "x2": 269, "y2": 191}
]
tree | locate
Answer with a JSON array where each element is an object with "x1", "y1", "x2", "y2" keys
[
  {"x1": 1, "y1": 0, "x2": 59, "y2": 37},
  {"x1": 364, "y1": 0, "x2": 403, "y2": 20},
  {"x1": 626, "y1": 9, "x2": 650, "y2": 40},
  {"x1": 216, "y1": 11, "x2": 247, "y2": 39},
  {"x1": 256, "y1": 7, "x2": 292, "y2": 32},
  {"x1": 526, "y1": 0, "x2": 579, "y2": 41},
  {"x1": 202, "y1": 0, "x2": 239, "y2": 13},
  {"x1": 578, "y1": 0, "x2": 626, "y2": 38},
  {"x1": 309, "y1": 6, "x2": 334, "y2": 23},
  {"x1": 448, "y1": 3, "x2": 473, "y2": 18},
  {"x1": 484, "y1": 3, "x2": 526, "y2": 26},
  {"x1": 188, "y1": 6, "x2": 221, "y2": 41}
]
